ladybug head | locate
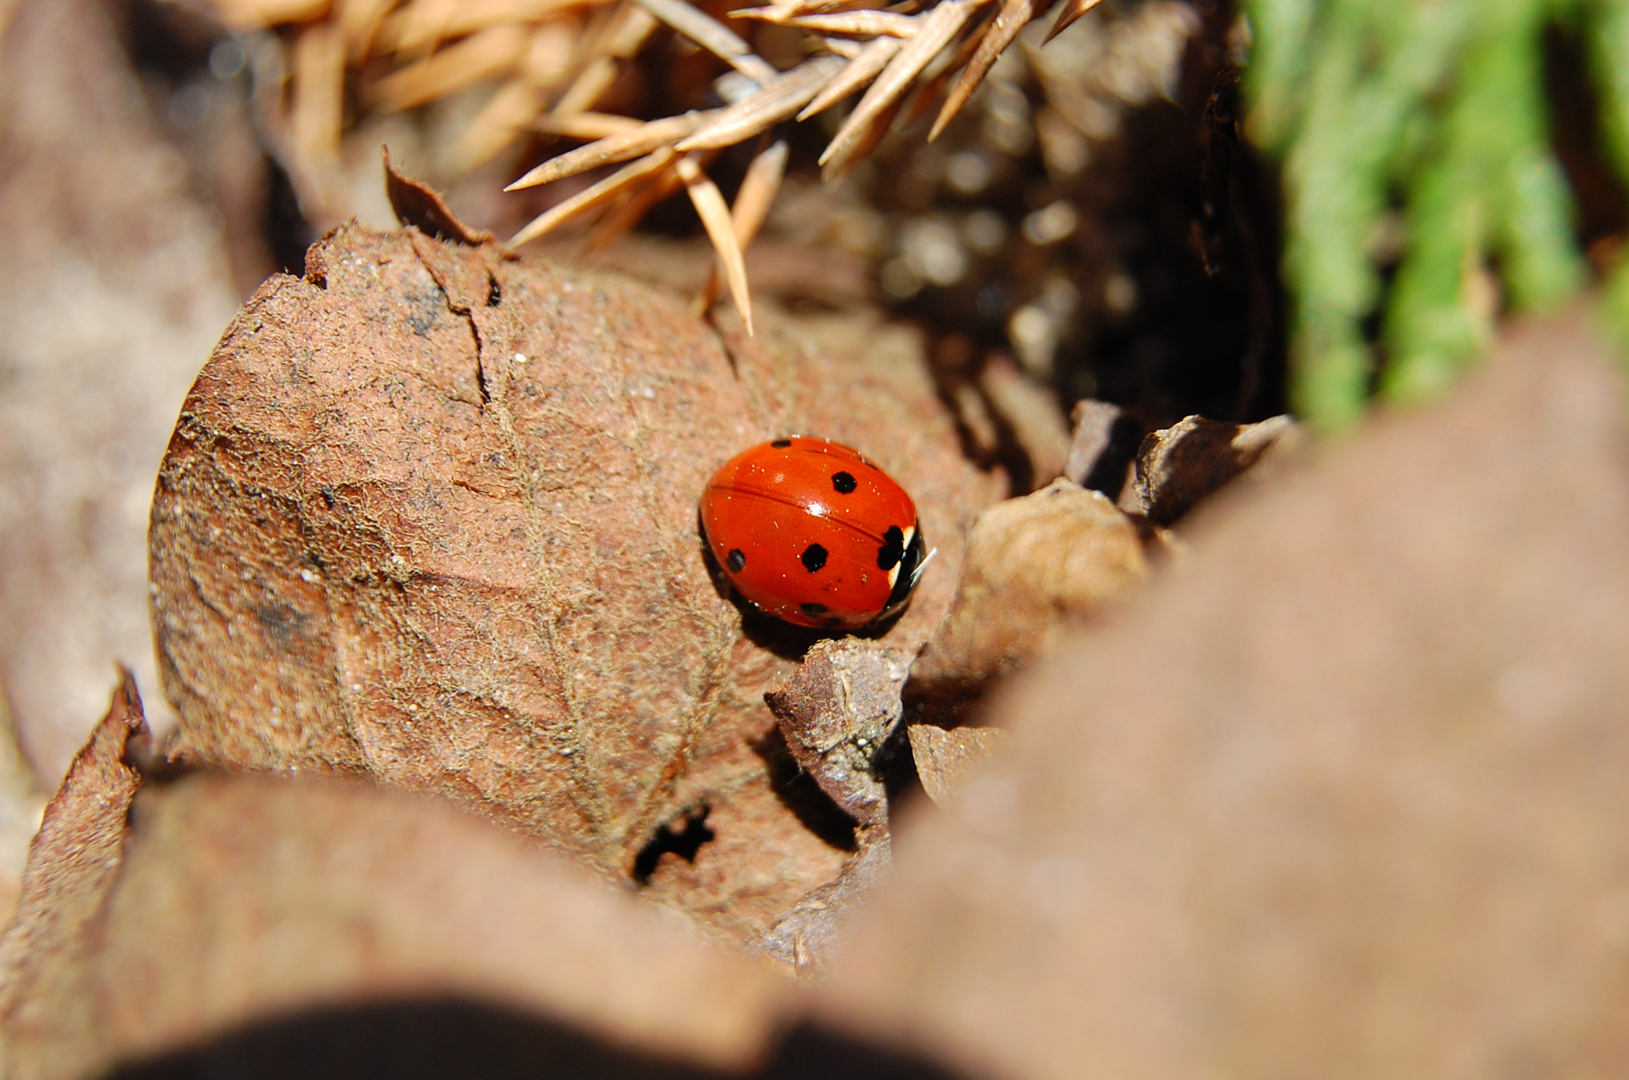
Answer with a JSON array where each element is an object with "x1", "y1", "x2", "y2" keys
[{"x1": 876, "y1": 522, "x2": 929, "y2": 623}]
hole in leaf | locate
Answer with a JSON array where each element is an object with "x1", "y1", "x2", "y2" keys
[{"x1": 631, "y1": 806, "x2": 715, "y2": 885}]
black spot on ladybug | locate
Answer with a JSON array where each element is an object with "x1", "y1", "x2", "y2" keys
[
  {"x1": 771, "y1": 438, "x2": 792, "y2": 448},
  {"x1": 726, "y1": 549, "x2": 746, "y2": 572},
  {"x1": 832, "y1": 471, "x2": 857, "y2": 494},
  {"x1": 876, "y1": 525, "x2": 905, "y2": 571},
  {"x1": 801, "y1": 602, "x2": 828, "y2": 616},
  {"x1": 801, "y1": 543, "x2": 828, "y2": 572}
]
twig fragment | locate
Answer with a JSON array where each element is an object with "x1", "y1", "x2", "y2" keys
[{"x1": 677, "y1": 155, "x2": 754, "y2": 335}]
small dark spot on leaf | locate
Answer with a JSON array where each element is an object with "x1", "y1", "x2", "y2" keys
[
  {"x1": 405, "y1": 285, "x2": 444, "y2": 336},
  {"x1": 486, "y1": 276, "x2": 502, "y2": 307},
  {"x1": 801, "y1": 544, "x2": 828, "y2": 573},
  {"x1": 832, "y1": 471, "x2": 857, "y2": 494}
]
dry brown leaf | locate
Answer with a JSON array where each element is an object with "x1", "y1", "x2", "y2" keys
[
  {"x1": 678, "y1": 154, "x2": 754, "y2": 335},
  {"x1": 370, "y1": 24, "x2": 530, "y2": 112},
  {"x1": 906, "y1": 722, "x2": 1004, "y2": 804},
  {"x1": 676, "y1": 56, "x2": 844, "y2": 152},
  {"x1": 822, "y1": 312, "x2": 1629, "y2": 1077},
  {"x1": 909, "y1": 478, "x2": 1147, "y2": 721},
  {"x1": 384, "y1": 149, "x2": 498, "y2": 244},
  {"x1": 1063, "y1": 398, "x2": 1140, "y2": 496},
  {"x1": 761, "y1": 830, "x2": 893, "y2": 978},
  {"x1": 765, "y1": 639, "x2": 913, "y2": 828},
  {"x1": 148, "y1": 224, "x2": 1000, "y2": 946},
  {"x1": 0, "y1": 673, "x2": 148, "y2": 1080},
  {"x1": 820, "y1": 0, "x2": 981, "y2": 169},
  {"x1": 506, "y1": 112, "x2": 709, "y2": 191},
  {"x1": 1, "y1": 767, "x2": 793, "y2": 1079},
  {"x1": 632, "y1": 0, "x2": 779, "y2": 85},
  {"x1": 930, "y1": 0, "x2": 1038, "y2": 140},
  {"x1": 510, "y1": 144, "x2": 676, "y2": 244},
  {"x1": 1117, "y1": 412, "x2": 1303, "y2": 526},
  {"x1": 797, "y1": 35, "x2": 901, "y2": 121}
]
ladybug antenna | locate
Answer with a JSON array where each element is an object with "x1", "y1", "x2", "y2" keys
[{"x1": 912, "y1": 547, "x2": 938, "y2": 587}]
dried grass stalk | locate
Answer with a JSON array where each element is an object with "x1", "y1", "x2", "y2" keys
[
  {"x1": 695, "y1": 138, "x2": 789, "y2": 314},
  {"x1": 732, "y1": 139, "x2": 789, "y2": 246},
  {"x1": 676, "y1": 56, "x2": 844, "y2": 152},
  {"x1": 510, "y1": 145, "x2": 676, "y2": 245},
  {"x1": 507, "y1": 111, "x2": 712, "y2": 190},
  {"x1": 632, "y1": 0, "x2": 779, "y2": 85},
  {"x1": 821, "y1": 92, "x2": 904, "y2": 180},
  {"x1": 371, "y1": 24, "x2": 530, "y2": 111},
  {"x1": 677, "y1": 154, "x2": 754, "y2": 335},
  {"x1": 818, "y1": 36, "x2": 865, "y2": 59},
  {"x1": 290, "y1": 22, "x2": 346, "y2": 169},
  {"x1": 336, "y1": 0, "x2": 396, "y2": 58},
  {"x1": 373, "y1": 0, "x2": 604, "y2": 53},
  {"x1": 212, "y1": 0, "x2": 332, "y2": 31},
  {"x1": 603, "y1": 0, "x2": 659, "y2": 55},
  {"x1": 450, "y1": 24, "x2": 582, "y2": 169},
  {"x1": 554, "y1": 55, "x2": 622, "y2": 115},
  {"x1": 1043, "y1": 0, "x2": 1103, "y2": 43},
  {"x1": 550, "y1": 3, "x2": 658, "y2": 116},
  {"x1": 931, "y1": 0, "x2": 1037, "y2": 139},
  {"x1": 819, "y1": 0, "x2": 983, "y2": 167},
  {"x1": 797, "y1": 35, "x2": 902, "y2": 120},
  {"x1": 750, "y1": 9, "x2": 921, "y2": 38},
  {"x1": 587, "y1": 163, "x2": 687, "y2": 252},
  {"x1": 390, "y1": 0, "x2": 459, "y2": 57},
  {"x1": 534, "y1": 111, "x2": 645, "y2": 138},
  {"x1": 453, "y1": 83, "x2": 547, "y2": 170}
]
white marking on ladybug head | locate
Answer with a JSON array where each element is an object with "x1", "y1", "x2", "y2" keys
[{"x1": 886, "y1": 524, "x2": 917, "y2": 588}]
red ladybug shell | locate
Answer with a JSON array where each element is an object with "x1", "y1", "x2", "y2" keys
[{"x1": 700, "y1": 437, "x2": 926, "y2": 629}]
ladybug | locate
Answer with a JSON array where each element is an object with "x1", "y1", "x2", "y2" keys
[{"x1": 699, "y1": 436, "x2": 927, "y2": 630}]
